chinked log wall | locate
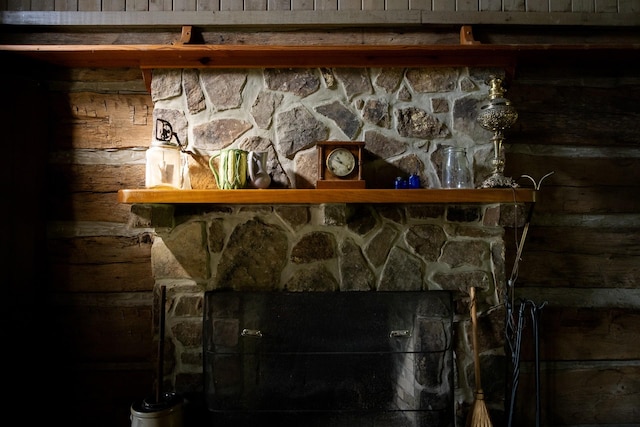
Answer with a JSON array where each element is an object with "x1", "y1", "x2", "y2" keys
[
  {"x1": 503, "y1": 64, "x2": 640, "y2": 425},
  {"x1": 2, "y1": 6, "x2": 639, "y2": 427},
  {"x1": 28, "y1": 53, "x2": 640, "y2": 427}
]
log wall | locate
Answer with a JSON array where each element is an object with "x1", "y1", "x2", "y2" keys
[
  {"x1": 3, "y1": 31, "x2": 640, "y2": 427},
  {"x1": 503, "y1": 61, "x2": 640, "y2": 425}
]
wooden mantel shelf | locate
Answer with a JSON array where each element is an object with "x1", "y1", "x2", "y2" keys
[
  {"x1": 117, "y1": 188, "x2": 537, "y2": 204},
  {"x1": 2, "y1": 43, "x2": 638, "y2": 70},
  {"x1": 3, "y1": 42, "x2": 636, "y2": 92},
  {"x1": 3, "y1": 43, "x2": 519, "y2": 69}
]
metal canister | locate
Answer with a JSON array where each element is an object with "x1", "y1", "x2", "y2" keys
[{"x1": 130, "y1": 392, "x2": 183, "y2": 427}]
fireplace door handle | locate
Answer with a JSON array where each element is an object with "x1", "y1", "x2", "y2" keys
[
  {"x1": 241, "y1": 328, "x2": 263, "y2": 338},
  {"x1": 389, "y1": 329, "x2": 411, "y2": 338}
]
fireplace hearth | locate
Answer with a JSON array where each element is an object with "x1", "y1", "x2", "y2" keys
[{"x1": 204, "y1": 291, "x2": 454, "y2": 427}]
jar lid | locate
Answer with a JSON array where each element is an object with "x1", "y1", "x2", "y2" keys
[{"x1": 151, "y1": 139, "x2": 180, "y2": 148}]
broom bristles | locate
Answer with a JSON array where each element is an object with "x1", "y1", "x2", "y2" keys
[{"x1": 466, "y1": 390, "x2": 493, "y2": 427}]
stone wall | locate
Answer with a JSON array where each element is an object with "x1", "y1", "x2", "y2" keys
[
  {"x1": 150, "y1": 66, "x2": 503, "y2": 191},
  {"x1": 143, "y1": 201, "x2": 514, "y2": 424},
  {"x1": 141, "y1": 66, "x2": 519, "y2": 425}
]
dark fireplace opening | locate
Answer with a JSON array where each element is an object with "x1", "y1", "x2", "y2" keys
[{"x1": 203, "y1": 291, "x2": 455, "y2": 427}]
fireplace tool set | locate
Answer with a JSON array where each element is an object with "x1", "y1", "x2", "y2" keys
[
  {"x1": 476, "y1": 77, "x2": 554, "y2": 425},
  {"x1": 503, "y1": 172, "x2": 553, "y2": 427}
]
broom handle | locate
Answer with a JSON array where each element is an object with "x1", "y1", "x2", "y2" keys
[{"x1": 470, "y1": 286, "x2": 482, "y2": 391}]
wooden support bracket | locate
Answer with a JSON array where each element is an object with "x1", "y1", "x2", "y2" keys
[
  {"x1": 172, "y1": 26, "x2": 193, "y2": 45},
  {"x1": 142, "y1": 26, "x2": 194, "y2": 91},
  {"x1": 460, "y1": 25, "x2": 481, "y2": 45},
  {"x1": 141, "y1": 68, "x2": 153, "y2": 94}
]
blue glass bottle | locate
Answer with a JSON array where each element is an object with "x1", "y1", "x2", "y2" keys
[
  {"x1": 394, "y1": 177, "x2": 407, "y2": 189},
  {"x1": 408, "y1": 174, "x2": 420, "y2": 189}
]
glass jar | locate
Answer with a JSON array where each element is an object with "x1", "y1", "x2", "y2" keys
[
  {"x1": 441, "y1": 147, "x2": 473, "y2": 189},
  {"x1": 145, "y1": 141, "x2": 183, "y2": 189}
]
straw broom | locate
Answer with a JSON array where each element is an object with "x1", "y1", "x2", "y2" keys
[{"x1": 466, "y1": 286, "x2": 493, "y2": 427}]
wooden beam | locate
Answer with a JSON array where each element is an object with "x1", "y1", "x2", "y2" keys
[
  {"x1": 117, "y1": 188, "x2": 538, "y2": 204},
  {"x1": 3, "y1": 43, "x2": 638, "y2": 70},
  {"x1": 172, "y1": 25, "x2": 193, "y2": 45},
  {"x1": 2, "y1": 43, "x2": 637, "y2": 93},
  {"x1": 0, "y1": 44, "x2": 520, "y2": 69},
  {"x1": 141, "y1": 68, "x2": 153, "y2": 94}
]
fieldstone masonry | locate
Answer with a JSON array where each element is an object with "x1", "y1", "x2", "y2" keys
[
  {"x1": 151, "y1": 66, "x2": 504, "y2": 190},
  {"x1": 140, "y1": 66, "x2": 526, "y2": 426}
]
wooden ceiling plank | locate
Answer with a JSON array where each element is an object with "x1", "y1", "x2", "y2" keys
[{"x1": 1, "y1": 10, "x2": 638, "y2": 27}]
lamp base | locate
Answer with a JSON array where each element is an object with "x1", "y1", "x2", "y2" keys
[{"x1": 480, "y1": 173, "x2": 519, "y2": 188}]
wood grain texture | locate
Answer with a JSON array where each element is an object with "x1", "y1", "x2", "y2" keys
[
  {"x1": 509, "y1": 85, "x2": 640, "y2": 147},
  {"x1": 14, "y1": 27, "x2": 635, "y2": 46},
  {"x1": 50, "y1": 164, "x2": 146, "y2": 193},
  {"x1": 49, "y1": 92, "x2": 153, "y2": 149},
  {"x1": 2, "y1": 43, "x2": 637, "y2": 69},
  {"x1": 117, "y1": 188, "x2": 538, "y2": 204},
  {"x1": 48, "y1": 235, "x2": 155, "y2": 292},
  {"x1": 1, "y1": 6, "x2": 638, "y2": 27},
  {"x1": 0, "y1": 43, "x2": 521, "y2": 69},
  {"x1": 48, "y1": 192, "x2": 136, "y2": 222},
  {"x1": 53, "y1": 299, "x2": 154, "y2": 360},
  {"x1": 507, "y1": 225, "x2": 640, "y2": 288},
  {"x1": 515, "y1": 364, "x2": 640, "y2": 425},
  {"x1": 516, "y1": 307, "x2": 640, "y2": 361}
]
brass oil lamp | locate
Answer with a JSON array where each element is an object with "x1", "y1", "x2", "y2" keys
[{"x1": 477, "y1": 77, "x2": 519, "y2": 188}]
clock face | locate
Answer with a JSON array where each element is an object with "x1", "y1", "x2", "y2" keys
[{"x1": 326, "y1": 148, "x2": 356, "y2": 177}]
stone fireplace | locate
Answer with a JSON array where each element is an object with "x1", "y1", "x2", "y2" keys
[{"x1": 132, "y1": 65, "x2": 524, "y2": 426}]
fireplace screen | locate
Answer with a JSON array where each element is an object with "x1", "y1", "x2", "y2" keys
[{"x1": 203, "y1": 291, "x2": 454, "y2": 427}]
